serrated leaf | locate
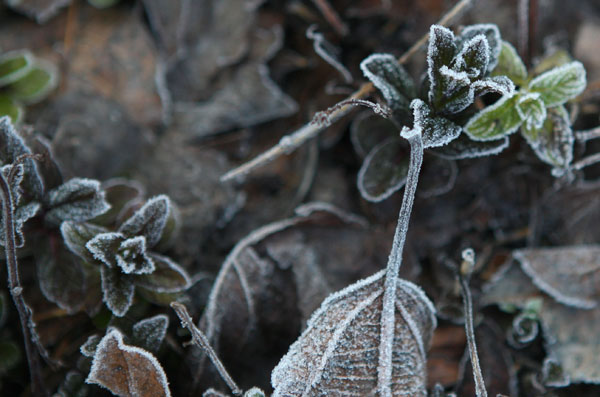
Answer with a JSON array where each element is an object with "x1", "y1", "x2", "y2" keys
[
  {"x1": 0, "y1": 49, "x2": 33, "y2": 87},
  {"x1": 464, "y1": 94, "x2": 522, "y2": 141},
  {"x1": 4, "y1": 61, "x2": 58, "y2": 105},
  {"x1": 134, "y1": 253, "x2": 191, "y2": 293},
  {"x1": 119, "y1": 195, "x2": 170, "y2": 248},
  {"x1": 457, "y1": 24, "x2": 501, "y2": 72},
  {"x1": 271, "y1": 270, "x2": 436, "y2": 396},
  {"x1": 357, "y1": 137, "x2": 409, "y2": 202},
  {"x1": 428, "y1": 25, "x2": 457, "y2": 109},
  {"x1": 472, "y1": 75, "x2": 515, "y2": 97},
  {"x1": 516, "y1": 93, "x2": 547, "y2": 130},
  {"x1": 411, "y1": 99, "x2": 462, "y2": 148},
  {"x1": 360, "y1": 53, "x2": 415, "y2": 112},
  {"x1": 100, "y1": 265, "x2": 135, "y2": 317},
  {"x1": 132, "y1": 314, "x2": 169, "y2": 353},
  {"x1": 431, "y1": 133, "x2": 509, "y2": 159},
  {"x1": 45, "y1": 178, "x2": 111, "y2": 224},
  {"x1": 86, "y1": 328, "x2": 171, "y2": 396},
  {"x1": 521, "y1": 106, "x2": 573, "y2": 170},
  {"x1": 0, "y1": 94, "x2": 23, "y2": 124},
  {"x1": 528, "y1": 61, "x2": 586, "y2": 107},
  {"x1": 61, "y1": 221, "x2": 109, "y2": 263},
  {"x1": 492, "y1": 41, "x2": 527, "y2": 84},
  {"x1": 453, "y1": 34, "x2": 489, "y2": 79}
]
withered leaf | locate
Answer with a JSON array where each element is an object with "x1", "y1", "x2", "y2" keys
[
  {"x1": 86, "y1": 328, "x2": 171, "y2": 396},
  {"x1": 271, "y1": 270, "x2": 436, "y2": 396}
]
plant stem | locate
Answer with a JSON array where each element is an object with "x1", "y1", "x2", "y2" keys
[
  {"x1": 377, "y1": 128, "x2": 424, "y2": 396},
  {"x1": 220, "y1": 0, "x2": 473, "y2": 182},
  {"x1": 0, "y1": 171, "x2": 46, "y2": 396},
  {"x1": 171, "y1": 302, "x2": 243, "y2": 396}
]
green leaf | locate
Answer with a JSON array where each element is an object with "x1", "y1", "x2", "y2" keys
[
  {"x1": 360, "y1": 53, "x2": 415, "y2": 112},
  {"x1": 532, "y1": 49, "x2": 572, "y2": 76},
  {"x1": 0, "y1": 340, "x2": 21, "y2": 373},
  {"x1": 492, "y1": 41, "x2": 527, "y2": 85},
  {"x1": 101, "y1": 265, "x2": 135, "y2": 317},
  {"x1": 357, "y1": 137, "x2": 409, "y2": 202},
  {"x1": 411, "y1": 99, "x2": 462, "y2": 148},
  {"x1": 0, "y1": 95, "x2": 23, "y2": 124},
  {"x1": 134, "y1": 253, "x2": 191, "y2": 293},
  {"x1": 528, "y1": 61, "x2": 586, "y2": 107},
  {"x1": 4, "y1": 61, "x2": 58, "y2": 105},
  {"x1": 516, "y1": 93, "x2": 547, "y2": 130},
  {"x1": 0, "y1": 50, "x2": 33, "y2": 87},
  {"x1": 465, "y1": 94, "x2": 522, "y2": 141}
]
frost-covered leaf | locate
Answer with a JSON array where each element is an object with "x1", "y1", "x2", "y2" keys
[
  {"x1": 541, "y1": 357, "x2": 570, "y2": 387},
  {"x1": 453, "y1": 34, "x2": 489, "y2": 79},
  {"x1": 350, "y1": 111, "x2": 397, "y2": 158},
  {"x1": 95, "y1": 178, "x2": 146, "y2": 227},
  {"x1": 428, "y1": 25, "x2": 457, "y2": 109},
  {"x1": 1, "y1": 200, "x2": 40, "y2": 247},
  {"x1": 100, "y1": 265, "x2": 135, "y2": 317},
  {"x1": 132, "y1": 314, "x2": 169, "y2": 353},
  {"x1": 86, "y1": 328, "x2": 171, "y2": 396},
  {"x1": 357, "y1": 137, "x2": 409, "y2": 202},
  {"x1": 244, "y1": 387, "x2": 266, "y2": 397},
  {"x1": 465, "y1": 94, "x2": 522, "y2": 141},
  {"x1": 532, "y1": 50, "x2": 572, "y2": 77},
  {"x1": 492, "y1": 41, "x2": 527, "y2": 84},
  {"x1": 411, "y1": 99, "x2": 462, "y2": 148},
  {"x1": 54, "y1": 370, "x2": 90, "y2": 397},
  {"x1": 0, "y1": 94, "x2": 23, "y2": 124},
  {"x1": 0, "y1": 49, "x2": 33, "y2": 87},
  {"x1": 521, "y1": 106, "x2": 573, "y2": 171},
  {"x1": 457, "y1": 24, "x2": 501, "y2": 72},
  {"x1": 472, "y1": 76, "x2": 515, "y2": 97},
  {"x1": 81, "y1": 334, "x2": 102, "y2": 358},
  {"x1": 119, "y1": 195, "x2": 170, "y2": 248},
  {"x1": 203, "y1": 389, "x2": 228, "y2": 397},
  {"x1": 45, "y1": 178, "x2": 111, "y2": 224},
  {"x1": 528, "y1": 61, "x2": 586, "y2": 107},
  {"x1": 435, "y1": 66, "x2": 473, "y2": 114},
  {"x1": 116, "y1": 236, "x2": 155, "y2": 275},
  {"x1": 61, "y1": 221, "x2": 109, "y2": 263},
  {"x1": 431, "y1": 134, "x2": 509, "y2": 159},
  {"x1": 86, "y1": 232, "x2": 123, "y2": 268},
  {"x1": 271, "y1": 270, "x2": 436, "y2": 396},
  {"x1": 4, "y1": 62, "x2": 58, "y2": 105},
  {"x1": 516, "y1": 93, "x2": 546, "y2": 131},
  {"x1": 360, "y1": 53, "x2": 415, "y2": 112},
  {"x1": 134, "y1": 253, "x2": 190, "y2": 293}
]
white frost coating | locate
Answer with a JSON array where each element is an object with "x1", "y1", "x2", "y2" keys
[
  {"x1": 100, "y1": 266, "x2": 135, "y2": 317},
  {"x1": 133, "y1": 314, "x2": 169, "y2": 352},
  {"x1": 529, "y1": 61, "x2": 586, "y2": 107},
  {"x1": 45, "y1": 178, "x2": 111, "y2": 223},
  {"x1": 116, "y1": 235, "x2": 155, "y2": 275},
  {"x1": 360, "y1": 53, "x2": 413, "y2": 109},
  {"x1": 459, "y1": 24, "x2": 501, "y2": 71},
  {"x1": 453, "y1": 34, "x2": 489, "y2": 78},
  {"x1": 86, "y1": 232, "x2": 123, "y2": 267},
  {"x1": 427, "y1": 25, "x2": 456, "y2": 106},
  {"x1": 465, "y1": 94, "x2": 522, "y2": 141},
  {"x1": 86, "y1": 328, "x2": 171, "y2": 397},
  {"x1": 307, "y1": 25, "x2": 353, "y2": 84},
  {"x1": 410, "y1": 99, "x2": 462, "y2": 148},
  {"x1": 61, "y1": 221, "x2": 108, "y2": 261},
  {"x1": 472, "y1": 76, "x2": 515, "y2": 96},
  {"x1": 80, "y1": 334, "x2": 101, "y2": 358},
  {"x1": 138, "y1": 253, "x2": 192, "y2": 293},
  {"x1": 119, "y1": 194, "x2": 170, "y2": 248},
  {"x1": 517, "y1": 93, "x2": 546, "y2": 131}
]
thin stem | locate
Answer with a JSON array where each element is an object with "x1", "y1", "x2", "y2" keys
[
  {"x1": 220, "y1": 0, "x2": 474, "y2": 182},
  {"x1": 572, "y1": 152, "x2": 600, "y2": 171},
  {"x1": 377, "y1": 128, "x2": 424, "y2": 396},
  {"x1": 0, "y1": 171, "x2": 46, "y2": 396},
  {"x1": 575, "y1": 126, "x2": 600, "y2": 142},
  {"x1": 311, "y1": 0, "x2": 349, "y2": 36},
  {"x1": 170, "y1": 302, "x2": 243, "y2": 396}
]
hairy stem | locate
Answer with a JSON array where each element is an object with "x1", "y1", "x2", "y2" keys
[
  {"x1": 0, "y1": 171, "x2": 46, "y2": 396},
  {"x1": 377, "y1": 128, "x2": 424, "y2": 396},
  {"x1": 171, "y1": 302, "x2": 243, "y2": 396}
]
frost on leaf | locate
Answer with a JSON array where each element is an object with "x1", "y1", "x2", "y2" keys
[
  {"x1": 86, "y1": 232, "x2": 124, "y2": 268},
  {"x1": 428, "y1": 25, "x2": 457, "y2": 109},
  {"x1": 119, "y1": 195, "x2": 170, "y2": 248},
  {"x1": 61, "y1": 221, "x2": 109, "y2": 263},
  {"x1": 271, "y1": 270, "x2": 436, "y2": 396},
  {"x1": 132, "y1": 314, "x2": 169, "y2": 353},
  {"x1": 431, "y1": 134, "x2": 509, "y2": 160},
  {"x1": 465, "y1": 94, "x2": 521, "y2": 141},
  {"x1": 411, "y1": 99, "x2": 461, "y2": 148},
  {"x1": 101, "y1": 265, "x2": 135, "y2": 317},
  {"x1": 81, "y1": 334, "x2": 102, "y2": 358},
  {"x1": 453, "y1": 34, "x2": 489, "y2": 79},
  {"x1": 357, "y1": 137, "x2": 410, "y2": 202},
  {"x1": 360, "y1": 53, "x2": 415, "y2": 114},
  {"x1": 457, "y1": 24, "x2": 501, "y2": 72},
  {"x1": 436, "y1": 66, "x2": 473, "y2": 114},
  {"x1": 86, "y1": 328, "x2": 171, "y2": 397},
  {"x1": 0, "y1": 50, "x2": 34, "y2": 87},
  {"x1": 45, "y1": 178, "x2": 111, "y2": 224},
  {"x1": 134, "y1": 253, "x2": 191, "y2": 293},
  {"x1": 492, "y1": 41, "x2": 527, "y2": 84},
  {"x1": 115, "y1": 236, "x2": 155, "y2": 275},
  {"x1": 521, "y1": 106, "x2": 573, "y2": 172},
  {"x1": 516, "y1": 93, "x2": 547, "y2": 131},
  {"x1": 472, "y1": 75, "x2": 515, "y2": 97},
  {"x1": 528, "y1": 61, "x2": 586, "y2": 107}
]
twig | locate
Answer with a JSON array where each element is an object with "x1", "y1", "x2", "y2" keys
[
  {"x1": 572, "y1": 152, "x2": 600, "y2": 171},
  {"x1": 0, "y1": 171, "x2": 47, "y2": 396},
  {"x1": 377, "y1": 127, "x2": 424, "y2": 396},
  {"x1": 311, "y1": 0, "x2": 349, "y2": 37},
  {"x1": 170, "y1": 302, "x2": 243, "y2": 397},
  {"x1": 575, "y1": 126, "x2": 600, "y2": 142},
  {"x1": 220, "y1": 0, "x2": 474, "y2": 182}
]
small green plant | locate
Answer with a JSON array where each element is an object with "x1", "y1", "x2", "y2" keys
[{"x1": 0, "y1": 50, "x2": 58, "y2": 123}]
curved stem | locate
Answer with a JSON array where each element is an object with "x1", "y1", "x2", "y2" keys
[
  {"x1": 0, "y1": 171, "x2": 46, "y2": 396},
  {"x1": 377, "y1": 128, "x2": 424, "y2": 396}
]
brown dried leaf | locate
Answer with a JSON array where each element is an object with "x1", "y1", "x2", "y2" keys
[
  {"x1": 271, "y1": 270, "x2": 436, "y2": 396},
  {"x1": 86, "y1": 328, "x2": 171, "y2": 397}
]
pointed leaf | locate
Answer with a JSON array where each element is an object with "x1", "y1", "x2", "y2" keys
[
  {"x1": 453, "y1": 34, "x2": 489, "y2": 79},
  {"x1": 357, "y1": 137, "x2": 409, "y2": 202},
  {"x1": 457, "y1": 24, "x2": 501, "y2": 72},
  {"x1": 271, "y1": 270, "x2": 436, "y2": 396},
  {"x1": 428, "y1": 25, "x2": 457, "y2": 109},
  {"x1": 411, "y1": 99, "x2": 462, "y2": 148},
  {"x1": 86, "y1": 328, "x2": 171, "y2": 396},
  {"x1": 134, "y1": 253, "x2": 191, "y2": 293},
  {"x1": 431, "y1": 134, "x2": 509, "y2": 159},
  {"x1": 3, "y1": 201, "x2": 40, "y2": 248},
  {"x1": 45, "y1": 178, "x2": 111, "y2": 224},
  {"x1": 0, "y1": 94, "x2": 23, "y2": 124},
  {"x1": 4, "y1": 61, "x2": 58, "y2": 105},
  {"x1": 516, "y1": 93, "x2": 547, "y2": 130},
  {"x1": 101, "y1": 265, "x2": 135, "y2": 317},
  {"x1": 86, "y1": 232, "x2": 124, "y2": 268},
  {"x1": 435, "y1": 66, "x2": 473, "y2": 114},
  {"x1": 465, "y1": 94, "x2": 522, "y2": 141},
  {"x1": 132, "y1": 314, "x2": 169, "y2": 353},
  {"x1": 116, "y1": 236, "x2": 155, "y2": 275},
  {"x1": 61, "y1": 221, "x2": 109, "y2": 263},
  {"x1": 472, "y1": 76, "x2": 515, "y2": 97},
  {"x1": 94, "y1": 178, "x2": 146, "y2": 226},
  {"x1": 492, "y1": 41, "x2": 527, "y2": 84},
  {"x1": 119, "y1": 195, "x2": 170, "y2": 248},
  {"x1": 0, "y1": 49, "x2": 33, "y2": 87},
  {"x1": 360, "y1": 53, "x2": 415, "y2": 111},
  {"x1": 528, "y1": 61, "x2": 586, "y2": 107}
]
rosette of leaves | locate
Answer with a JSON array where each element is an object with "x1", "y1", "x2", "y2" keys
[
  {"x1": 356, "y1": 24, "x2": 513, "y2": 201},
  {"x1": 465, "y1": 41, "x2": 586, "y2": 175},
  {"x1": 0, "y1": 49, "x2": 58, "y2": 123},
  {"x1": 61, "y1": 194, "x2": 191, "y2": 317}
]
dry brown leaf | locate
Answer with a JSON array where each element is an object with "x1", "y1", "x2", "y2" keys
[{"x1": 86, "y1": 328, "x2": 171, "y2": 397}]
